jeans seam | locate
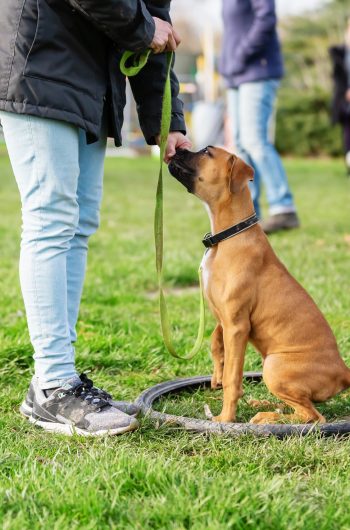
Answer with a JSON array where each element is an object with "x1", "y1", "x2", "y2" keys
[{"x1": 26, "y1": 114, "x2": 46, "y2": 343}]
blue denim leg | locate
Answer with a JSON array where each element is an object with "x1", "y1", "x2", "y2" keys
[
  {"x1": 237, "y1": 81, "x2": 296, "y2": 216},
  {"x1": 67, "y1": 127, "x2": 106, "y2": 343},
  {"x1": 0, "y1": 111, "x2": 105, "y2": 389},
  {"x1": 227, "y1": 88, "x2": 262, "y2": 218}
]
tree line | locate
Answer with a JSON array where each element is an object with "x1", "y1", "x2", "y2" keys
[{"x1": 276, "y1": 0, "x2": 348, "y2": 156}]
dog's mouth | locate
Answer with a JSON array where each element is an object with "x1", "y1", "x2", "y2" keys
[{"x1": 168, "y1": 149, "x2": 197, "y2": 193}]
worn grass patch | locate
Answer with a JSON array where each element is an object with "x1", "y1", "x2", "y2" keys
[{"x1": 1, "y1": 153, "x2": 350, "y2": 529}]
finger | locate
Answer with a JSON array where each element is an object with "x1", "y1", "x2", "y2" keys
[
  {"x1": 165, "y1": 148, "x2": 176, "y2": 164},
  {"x1": 178, "y1": 139, "x2": 192, "y2": 150},
  {"x1": 167, "y1": 32, "x2": 177, "y2": 52},
  {"x1": 154, "y1": 44, "x2": 167, "y2": 54},
  {"x1": 150, "y1": 42, "x2": 159, "y2": 52},
  {"x1": 164, "y1": 139, "x2": 177, "y2": 163},
  {"x1": 150, "y1": 37, "x2": 167, "y2": 53},
  {"x1": 172, "y1": 29, "x2": 181, "y2": 47},
  {"x1": 176, "y1": 139, "x2": 192, "y2": 151}
]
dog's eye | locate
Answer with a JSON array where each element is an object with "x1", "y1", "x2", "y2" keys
[{"x1": 202, "y1": 146, "x2": 213, "y2": 156}]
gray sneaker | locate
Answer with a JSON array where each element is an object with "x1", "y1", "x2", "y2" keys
[
  {"x1": 260, "y1": 212, "x2": 300, "y2": 234},
  {"x1": 21, "y1": 372, "x2": 140, "y2": 418},
  {"x1": 20, "y1": 376, "x2": 139, "y2": 436}
]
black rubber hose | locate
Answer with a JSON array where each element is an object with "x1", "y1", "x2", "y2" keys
[{"x1": 135, "y1": 372, "x2": 350, "y2": 438}]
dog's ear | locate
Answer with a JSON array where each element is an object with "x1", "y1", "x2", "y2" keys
[{"x1": 229, "y1": 156, "x2": 254, "y2": 193}]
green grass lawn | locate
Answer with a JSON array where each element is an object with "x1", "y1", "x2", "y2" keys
[{"x1": 1, "y1": 152, "x2": 350, "y2": 529}]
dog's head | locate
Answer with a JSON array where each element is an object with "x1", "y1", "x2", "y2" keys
[{"x1": 168, "y1": 147, "x2": 254, "y2": 207}]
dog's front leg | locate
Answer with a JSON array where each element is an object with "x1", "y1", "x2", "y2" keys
[
  {"x1": 211, "y1": 324, "x2": 224, "y2": 389},
  {"x1": 213, "y1": 322, "x2": 249, "y2": 423}
]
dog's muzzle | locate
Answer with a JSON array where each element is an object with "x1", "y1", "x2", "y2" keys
[{"x1": 168, "y1": 149, "x2": 197, "y2": 193}]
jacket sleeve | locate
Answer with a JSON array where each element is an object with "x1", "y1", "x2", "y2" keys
[
  {"x1": 64, "y1": 0, "x2": 155, "y2": 51},
  {"x1": 233, "y1": 0, "x2": 277, "y2": 73},
  {"x1": 128, "y1": 54, "x2": 185, "y2": 144},
  {"x1": 127, "y1": 1, "x2": 186, "y2": 144}
]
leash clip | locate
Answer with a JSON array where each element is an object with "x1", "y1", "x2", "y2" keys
[{"x1": 202, "y1": 233, "x2": 214, "y2": 248}]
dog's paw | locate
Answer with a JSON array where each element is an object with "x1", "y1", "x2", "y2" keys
[
  {"x1": 210, "y1": 379, "x2": 222, "y2": 390},
  {"x1": 248, "y1": 399, "x2": 273, "y2": 408},
  {"x1": 212, "y1": 414, "x2": 235, "y2": 423},
  {"x1": 248, "y1": 399, "x2": 286, "y2": 411},
  {"x1": 249, "y1": 412, "x2": 281, "y2": 424}
]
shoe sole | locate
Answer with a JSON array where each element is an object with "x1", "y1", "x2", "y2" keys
[
  {"x1": 19, "y1": 401, "x2": 32, "y2": 418},
  {"x1": 20, "y1": 399, "x2": 139, "y2": 418},
  {"x1": 20, "y1": 401, "x2": 139, "y2": 437}
]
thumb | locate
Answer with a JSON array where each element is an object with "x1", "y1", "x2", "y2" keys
[{"x1": 165, "y1": 137, "x2": 177, "y2": 163}]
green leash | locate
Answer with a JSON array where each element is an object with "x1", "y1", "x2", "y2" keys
[{"x1": 120, "y1": 50, "x2": 205, "y2": 360}]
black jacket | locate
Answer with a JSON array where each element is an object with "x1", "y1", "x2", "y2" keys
[
  {"x1": 329, "y1": 45, "x2": 350, "y2": 125},
  {"x1": 0, "y1": 0, "x2": 185, "y2": 145}
]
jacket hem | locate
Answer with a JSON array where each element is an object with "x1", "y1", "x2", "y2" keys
[{"x1": 0, "y1": 99, "x2": 101, "y2": 142}]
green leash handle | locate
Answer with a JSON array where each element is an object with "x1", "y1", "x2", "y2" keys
[{"x1": 120, "y1": 50, "x2": 205, "y2": 360}]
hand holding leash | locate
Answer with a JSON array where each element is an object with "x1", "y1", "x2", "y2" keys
[
  {"x1": 151, "y1": 17, "x2": 181, "y2": 53},
  {"x1": 156, "y1": 132, "x2": 192, "y2": 163}
]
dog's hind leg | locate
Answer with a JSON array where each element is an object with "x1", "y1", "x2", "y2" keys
[
  {"x1": 211, "y1": 324, "x2": 224, "y2": 390},
  {"x1": 250, "y1": 353, "x2": 326, "y2": 424},
  {"x1": 249, "y1": 400, "x2": 326, "y2": 425}
]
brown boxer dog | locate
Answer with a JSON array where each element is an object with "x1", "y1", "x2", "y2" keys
[{"x1": 169, "y1": 146, "x2": 350, "y2": 424}]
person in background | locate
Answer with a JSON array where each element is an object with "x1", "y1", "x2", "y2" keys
[
  {"x1": 329, "y1": 16, "x2": 350, "y2": 176},
  {"x1": 220, "y1": 0, "x2": 300, "y2": 234},
  {"x1": 0, "y1": 0, "x2": 190, "y2": 436}
]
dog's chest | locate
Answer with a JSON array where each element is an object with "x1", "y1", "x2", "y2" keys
[{"x1": 200, "y1": 249, "x2": 212, "y2": 293}]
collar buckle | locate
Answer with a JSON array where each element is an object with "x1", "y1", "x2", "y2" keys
[{"x1": 202, "y1": 232, "x2": 215, "y2": 248}]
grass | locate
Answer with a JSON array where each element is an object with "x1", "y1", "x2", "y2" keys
[{"x1": 1, "y1": 151, "x2": 350, "y2": 529}]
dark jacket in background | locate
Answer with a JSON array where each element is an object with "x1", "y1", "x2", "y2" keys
[
  {"x1": 329, "y1": 45, "x2": 350, "y2": 125},
  {"x1": 219, "y1": 0, "x2": 284, "y2": 88},
  {"x1": 0, "y1": 0, "x2": 185, "y2": 146}
]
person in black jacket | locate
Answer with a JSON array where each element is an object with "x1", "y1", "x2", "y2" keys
[
  {"x1": 329, "y1": 17, "x2": 350, "y2": 175},
  {"x1": 0, "y1": 0, "x2": 190, "y2": 436}
]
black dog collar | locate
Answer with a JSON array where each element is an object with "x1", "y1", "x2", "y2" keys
[{"x1": 202, "y1": 213, "x2": 259, "y2": 248}]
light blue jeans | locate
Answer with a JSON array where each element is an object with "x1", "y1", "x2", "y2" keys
[
  {"x1": 227, "y1": 80, "x2": 296, "y2": 218},
  {"x1": 0, "y1": 111, "x2": 107, "y2": 389}
]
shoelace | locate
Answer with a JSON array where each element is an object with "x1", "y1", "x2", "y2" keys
[
  {"x1": 79, "y1": 373, "x2": 112, "y2": 400},
  {"x1": 66, "y1": 373, "x2": 110, "y2": 409}
]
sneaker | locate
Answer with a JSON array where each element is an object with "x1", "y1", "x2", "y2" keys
[
  {"x1": 260, "y1": 212, "x2": 300, "y2": 234},
  {"x1": 21, "y1": 373, "x2": 140, "y2": 418},
  {"x1": 20, "y1": 376, "x2": 139, "y2": 436}
]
